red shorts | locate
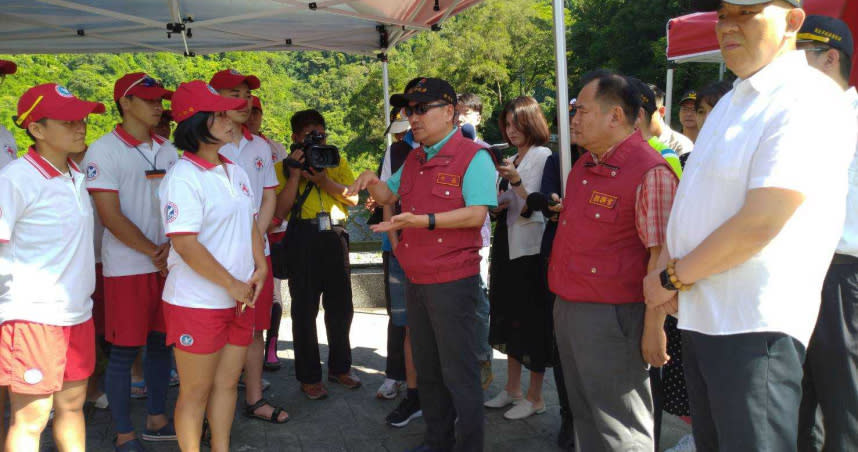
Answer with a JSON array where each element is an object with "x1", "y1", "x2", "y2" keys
[
  {"x1": 92, "y1": 263, "x2": 105, "y2": 336},
  {"x1": 104, "y1": 272, "x2": 166, "y2": 347},
  {"x1": 253, "y1": 256, "x2": 275, "y2": 332},
  {"x1": 163, "y1": 302, "x2": 253, "y2": 354},
  {"x1": 0, "y1": 319, "x2": 95, "y2": 395}
]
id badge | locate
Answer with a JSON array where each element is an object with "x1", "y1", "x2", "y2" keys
[
  {"x1": 317, "y1": 212, "x2": 332, "y2": 232},
  {"x1": 145, "y1": 169, "x2": 166, "y2": 179}
]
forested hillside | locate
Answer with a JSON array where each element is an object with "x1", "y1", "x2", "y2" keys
[{"x1": 0, "y1": 0, "x2": 717, "y2": 174}]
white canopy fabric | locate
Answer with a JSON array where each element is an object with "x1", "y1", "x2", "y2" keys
[{"x1": 0, "y1": 0, "x2": 484, "y2": 56}]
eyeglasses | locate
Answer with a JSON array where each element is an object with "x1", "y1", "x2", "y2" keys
[
  {"x1": 569, "y1": 106, "x2": 578, "y2": 118},
  {"x1": 403, "y1": 102, "x2": 448, "y2": 117},
  {"x1": 122, "y1": 75, "x2": 164, "y2": 97},
  {"x1": 801, "y1": 46, "x2": 832, "y2": 54}
]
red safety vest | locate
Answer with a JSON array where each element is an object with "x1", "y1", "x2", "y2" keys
[
  {"x1": 548, "y1": 131, "x2": 674, "y2": 304},
  {"x1": 396, "y1": 132, "x2": 483, "y2": 284}
]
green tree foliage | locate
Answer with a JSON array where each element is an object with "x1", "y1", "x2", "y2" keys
[{"x1": 0, "y1": 0, "x2": 726, "y2": 174}]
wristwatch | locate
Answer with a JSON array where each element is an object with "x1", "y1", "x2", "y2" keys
[
  {"x1": 659, "y1": 268, "x2": 679, "y2": 291},
  {"x1": 427, "y1": 213, "x2": 436, "y2": 231}
]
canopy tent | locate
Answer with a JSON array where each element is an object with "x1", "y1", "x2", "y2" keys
[
  {"x1": 0, "y1": 0, "x2": 484, "y2": 55},
  {"x1": 664, "y1": 0, "x2": 858, "y2": 120}
]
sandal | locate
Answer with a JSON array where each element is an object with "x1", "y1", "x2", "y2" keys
[{"x1": 244, "y1": 398, "x2": 290, "y2": 424}]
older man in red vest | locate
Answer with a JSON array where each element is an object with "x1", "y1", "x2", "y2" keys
[
  {"x1": 349, "y1": 78, "x2": 497, "y2": 452},
  {"x1": 548, "y1": 70, "x2": 678, "y2": 451}
]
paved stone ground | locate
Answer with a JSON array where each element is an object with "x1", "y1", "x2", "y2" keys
[{"x1": 41, "y1": 309, "x2": 690, "y2": 451}]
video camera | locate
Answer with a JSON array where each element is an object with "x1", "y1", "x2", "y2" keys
[{"x1": 285, "y1": 131, "x2": 340, "y2": 172}]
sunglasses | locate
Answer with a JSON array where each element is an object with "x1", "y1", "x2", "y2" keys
[
  {"x1": 403, "y1": 102, "x2": 448, "y2": 117},
  {"x1": 122, "y1": 75, "x2": 164, "y2": 97}
]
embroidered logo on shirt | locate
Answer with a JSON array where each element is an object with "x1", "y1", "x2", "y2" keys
[
  {"x1": 179, "y1": 334, "x2": 194, "y2": 347},
  {"x1": 3, "y1": 145, "x2": 12, "y2": 158},
  {"x1": 23, "y1": 368, "x2": 43, "y2": 385},
  {"x1": 85, "y1": 163, "x2": 98, "y2": 181},
  {"x1": 165, "y1": 202, "x2": 178, "y2": 223},
  {"x1": 240, "y1": 183, "x2": 251, "y2": 197},
  {"x1": 254, "y1": 157, "x2": 264, "y2": 170},
  {"x1": 589, "y1": 191, "x2": 618, "y2": 209},
  {"x1": 436, "y1": 173, "x2": 461, "y2": 187}
]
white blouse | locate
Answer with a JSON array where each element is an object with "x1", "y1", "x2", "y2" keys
[{"x1": 498, "y1": 146, "x2": 551, "y2": 260}]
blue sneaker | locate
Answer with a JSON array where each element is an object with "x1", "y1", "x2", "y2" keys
[
  {"x1": 141, "y1": 420, "x2": 177, "y2": 442},
  {"x1": 114, "y1": 438, "x2": 146, "y2": 452}
]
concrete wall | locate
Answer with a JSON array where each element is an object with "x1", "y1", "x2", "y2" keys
[{"x1": 277, "y1": 264, "x2": 385, "y2": 313}]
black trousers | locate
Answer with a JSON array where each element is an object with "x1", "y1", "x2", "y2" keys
[
  {"x1": 383, "y1": 251, "x2": 406, "y2": 381},
  {"x1": 407, "y1": 275, "x2": 484, "y2": 452},
  {"x1": 798, "y1": 260, "x2": 858, "y2": 452},
  {"x1": 287, "y1": 221, "x2": 353, "y2": 384},
  {"x1": 682, "y1": 330, "x2": 805, "y2": 452}
]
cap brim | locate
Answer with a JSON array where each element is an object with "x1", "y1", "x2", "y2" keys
[
  {"x1": 390, "y1": 92, "x2": 440, "y2": 107},
  {"x1": 0, "y1": 60, "x2": 16, "y2": 75},
  {"x1": 44, "y1": 99, "x2": 106, "y2": 121},
  {"x1": 129, "y1": 86, "x2": 174, "y2": 101},
  {"x1": 385, "y1": 120, "x2": 410, "y2": 135},
  {"x1": 680, "y1": 97, "x2": 695, "y2": 104},
  {"x1": 210, "y1": 96, "x2": 249, "y2": 113}
]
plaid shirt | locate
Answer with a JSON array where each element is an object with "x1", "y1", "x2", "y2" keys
[{"x1": 635, "y1": 165, "x2": 678, "y2": 248}]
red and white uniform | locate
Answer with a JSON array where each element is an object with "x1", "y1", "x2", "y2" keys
[
  {"x1": 0, "y1": 124, "x2": 17, "y2": 170},
  {"x1": 159, "y1": 152, "x2": 256, "y2": 353},
  {"x1": 0, "y1": 149, "x2": 95, "y2": 393},
  {"x1": 83, "y1": 125, "x2": 179, "y2": 346},
  {"x1": 219, "y1": 126, "x2": 278, "y2": 329}
]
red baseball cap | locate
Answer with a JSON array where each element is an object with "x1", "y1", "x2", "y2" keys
[
  {"x1": 0, "y1": 60, "x2": 16, "y2": 75},
  {"x1": 252, "y1": 95, "x2": 262, "y2": 112},
  {"x1": 171, "y1": 80, "x2": 250, "y2": 123},
  {"x1": 209, "y1": 69, "x2": 260, "y2": 91},
  {"x1": 16, "y1": 83, "x2": 105, "y2": 128},
  {"x1": 113, "y1": 72, "x2": 173, "y2": 101}
]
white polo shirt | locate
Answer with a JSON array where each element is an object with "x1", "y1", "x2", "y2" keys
[
  {"x1": 0, "y1": 149, "x2": 94, "y2": 326},
  {"x1": 159, "y1": 152, "x2": 257, "y2": 309},
  {"x1": 836, "y1": 87, "x2": 858, "y2": 257},
  {"x1": 0, "y1": 125, "x2": 18, "y2": 170},
  {"x1": 667, "y1": 50, "x2": 858, "y2": 346},
  {"x1": 83, "y1": 126, "x2": 179, "y2": 277},
  {"x1": 219, "y1": 127, "x2": 278, "y2": 255}
]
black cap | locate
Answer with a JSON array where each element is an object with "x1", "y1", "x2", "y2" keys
[
  {"x1": 680, "y1": 90, "x2": 697, "y2": 105},
  {"x1": 390, "y1": 77, "x2": 457, "y2": 107},
  {"x1": 691, "y1": 0, "x2": 801, "y2": 11},
  {"x1": 626, "y1": 77, "x2": 657, "y2": 117},
  {"x1": 799, "y1": 15, "x2": 854, "y2": 60}
]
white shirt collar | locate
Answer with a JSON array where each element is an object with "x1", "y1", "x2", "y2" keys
[{"x1": 737, "y1": 50, "x2": 807, "y2": 95}]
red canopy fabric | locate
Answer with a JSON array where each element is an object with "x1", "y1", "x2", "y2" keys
[{"x1": 667, "y1": 0, "x2": 858, "y2": 85}]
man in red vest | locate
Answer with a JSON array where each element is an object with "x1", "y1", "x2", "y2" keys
[
  {"x1": 348, "y1": 77, "x2": 497, "y2": 452},
  {"x1": 547, "y1": 70, "x2": 678, "y2": 451}
]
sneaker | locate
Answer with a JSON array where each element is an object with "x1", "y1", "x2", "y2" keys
[
  {"x1": 88, "y1": 393, "x2": 109, "y2": 410},
  {"x1": 483, "y1": 390, "x2": 522, "y2": 408},
  {"x1": 329, "y1": 371, "x2": 362, "y2": 389},
  {"x1": 141, "y1": 420, "x2": 177, "y2": 442},
  {"x1": 480, "y1": 360, "x2": 493, "y2": 390},
  {"x1": 665, "y1": 434, "x2": 697, "y2": 452},
  {"x1": 301, "y1": 382, "x2": 329, "y2": 400},
  {"x1": 386, "y1": 396, "x2": 422, "y2": 428},
  {"x1": 130, "y1": 381, "x2": 147, "y2": 400},
  {"x1": 376, "y1": 378, "x2": 404, "y2": 399}
]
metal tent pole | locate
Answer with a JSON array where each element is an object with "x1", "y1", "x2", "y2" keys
[
  {"x1": 382, "y1": 54, "x2": 392, "y2": 149},
  {"x1": 665, "y1": 66, "x2": 675, "y2": 126},
  {"x1": 552, "y1": 0, "x2": 571, "y2": 194}
]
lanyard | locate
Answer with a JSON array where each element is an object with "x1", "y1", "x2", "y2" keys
[{"x1": 131, "y1": 145, "x2": 159, "y2": 171}]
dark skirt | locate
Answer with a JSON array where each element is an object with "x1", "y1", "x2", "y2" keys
[
  {"x1": 662, "y1": 315, "x2": 691, "y2": 416},
  {"x1": 488, "y1": 218, "x2": 555, "y2": 373}
]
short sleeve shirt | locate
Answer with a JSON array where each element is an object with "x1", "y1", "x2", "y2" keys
[
  {"x1": 83, "y1": 126, "x2": 179, "y2": 277},
  {"x1": 290, "y1": 154, "x2": 357, "y2": 221},
  {"x1": 0, "y1": 125, "x2": 17, "y2": 170},
  {"x1": 159, "y1": 152, "x2": 256, "y2": 309},
  {"x1": 0, "y1": 149, "x2": 94, "y2": 326},
  {"x1": 666, "y1": 51, "x2": 858, "y2": 346},
  {"x1": 387, "y1": 127, "x2": 497, "y2": 208}
]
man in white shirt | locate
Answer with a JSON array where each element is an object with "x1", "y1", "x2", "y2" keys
[
  {"x1": 84, "y1": 72, "x2": 177, "y2": 449},
  {"x1": 0, "y1": 60, "x2": 18, "y2": 171},
  {"x1": 643, "y1": 2, "x2": 858, "y2": 451},
  {"x1": 795, "y1": 15, "x2": 858, "y2": 452},
  {"x1": 648, "y1": 84, "x2": 694, "y2": 157}
]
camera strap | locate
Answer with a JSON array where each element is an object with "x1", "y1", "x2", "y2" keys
[{"x1": 291, "y1": 182, "x2": 316, "y2": 220}]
